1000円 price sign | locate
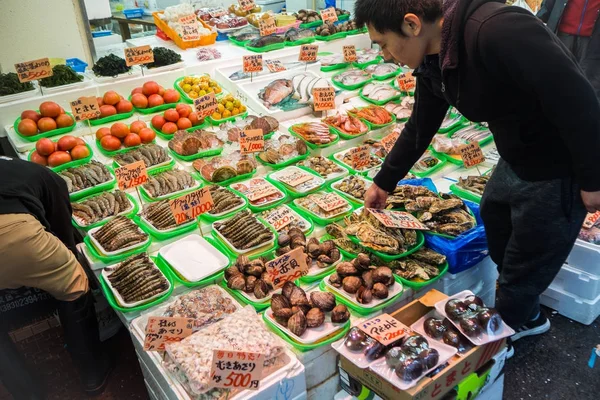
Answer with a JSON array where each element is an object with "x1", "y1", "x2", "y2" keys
[
  {"x1": 169, "y1": 187, "x2": 214, "y2": 225},
  {"x1": 210, "y1": 350, "x2": 264, "y2": 390},
  {"x1": 240, "y1": 129, "x2": 264, "y2": 154},
  {"x1": 312, "y1": 87, "x2": 335, "y2": 112}
]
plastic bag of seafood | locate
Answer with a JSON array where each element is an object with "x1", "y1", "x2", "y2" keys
[{"x1": 163, "y1": 305, "x2": 286, "y2": 396}]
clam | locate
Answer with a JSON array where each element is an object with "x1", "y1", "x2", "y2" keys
[
  {"x1": 244, "y1": 264, "x2": 264, "y2": 277},
  {"x1": 356, "y1": 286, "x2": 373, "y2": 304},
  {"x1": 306, "y1": 308, "x2": 325, "y2": 328},
  {"x1": 291, "y1": 304, "x2": 311, "y2": 316},
  {"x1": 307, "y1": 240, "x2": 321, "y2": 258},
  {"x1": 227, "y1": 274, "x2": 246, "y2": 291},
  {"x1": 423, "y1": 317, "x2": 446, "y2": 339},
  {"x1": 319, "y1": 240, "x2": 335, "y2": 254},
  {"x1": 459, "y1": 315, "x2": 482, "y2": 337},
  {"x1": 395, "y1": 357, "x2": 425, "y2": 382},
  {"x1": 372, "y1": 266, "x2": 394, "y2": 286},
  {"x1": 445, "y1": 299, "x2": 467, "y2": 321},
  {"x1": 362, "y1": 271, "x2": 374, "y2": 289},
  {"x1": 328, "y1": 248, "x2": 341, "y2": 263},
  {"x1": 331, "y1": 304, "x2": 350, "y2": 323},
  {"x1": 385, "y1": 347, "x2": 408, "y2": 369},
  {"x1": 282, "y1": 281, "x2": 296, "y2": 299},
  {"x1": 336, "y1": 261, "x2": 359, "y2": 276},
  {"x1": 236, "y1": 255, "x2": 250, "y2": 272},
  {"x1": 259, "y1": 148, "x2": 281, "y2": 164},
  {"x1": 276, "y1": 245, "x2": 291, "y2": 256},
  {"x1": 278, "y1": 233, "x2": 291, "y2": 247},
  {"x1": 328, "y1": 272, "x2": 342, "y2": 288},
  {"x1": 310, "y1": 292, "x2": 336, "y2": 312},
  {"x1": 271, "y1": 293, "x2": 291, "y2": 312},
  {"x1": 372, "y1": 283, "x2": 389, "y2": 299},
  {"x1": 274, "y1": 307, "x2": 294, "y2": 325},
  {"x1": 478, "y1": 308, "x2": 502, "y2": 334},
  {"x1": 364, "y1": 338, "x2": 386, "y2": 361},
  {"x1": 224, "y1": 265, "x2": 242, "y2": 281},
  {"x1": 287, "y1": 311, "x2": 307, "y2": 336},
  {"x1": 356, "y1": 253, "x2": 371, "y2": 268},
  {"x1": 289, "y1": 285, "x2": 309, "y2": 306},
  {"x1": 253, "y1": 279, "x2": 270, "y2": 299},
  {"x1": 342, "y1": 276, "x2": 362, "y2": 294},
  {"x1": 244, "y1": 275, "x2": 257, "y2": 293}
]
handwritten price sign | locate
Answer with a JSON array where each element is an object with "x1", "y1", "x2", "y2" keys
[
  {"x1": 115, "y1": 160, "x2": 148, "y2": 190},
  {"x1": 314, "y1": 192, "x2": 347, "y2": 212},
  {"x1": 240, "y1": 129, "x2": 264, "y2": 154},
  {"x1": 396, "y1": 72, "x2": 416, "y2": 92},
  {"x1": 70, "y1": 96, "x2": 101, "y2": 122},
  {"x1": 277, "y1": 169, "x2": 314, "y2": 187},
  {"x1": 264, "y1": 247, "x2": 309, "y2": 288},
  {"x1": 178, "y1": 14, "x2": 197, "y2": 25},
  {"x1": 124, "y1": 45, "x2": 154, "y2": 67},
  {"x1": 299, "y1": 44, "x2": 318, "y2": 62},
  {"x1": 583, "y1": 211, "x2": 600, "y2": 229},
  {"x1": 194, "y1": 92, "x2": 218, "y2": 118},
  {"x1": 143, "y1": 317, "x2": 194, "y2": 351},
  {"x1": 343, "y1": 45, "x2": 357, "y2": 63},
  {"x1": 349, "y1": 146, "x2": 371, "y2": 170},
  {"x1": 312, "y1": 87, "x2": 335, "y2": 112},
  {"x1": 359, "y1": 313, "x2": 408, "y2": 346},
  {"x1": 459, "y1": 142, "x2": 485, "y2": 168},
  {"x1": 243, "y1": 55, "x2": 263, "y2": 73},
  {"x1": 14, "y1": 58, "x2": 53, "y2": 83},
  {"x1": 265, "y1": 59, "x2": 286, "y2": 73},
  {"x1": 180, "y1": 24, "x2": 200, "y2": 41},
  {"x1": 380, "y1": 131, "x2": 400, "y2": 154},
  {"x1": 210, "y1": 350, "x2": 264, "y2": 390},
  {"x1": 259, "y1": 17, "x2": 276, "y2": 36},
  {"x1": 367, "y1": 208, "x2": 429, "y2": 230},
  {"x1": 265, "y1": 207, "x2": 297, "y2": 231},
  {"x1": 247, "y1": 183, "x2": 278, "y2": 202},
  {"x1": 320, "y1": 7, "x2": 338, "y2": 23},
  {"x1": 238, "y1": 0, "x2": 256, "y2": 12},
  {"x1": 169, "y1": 187, "x2": 214, "y2": 225}
]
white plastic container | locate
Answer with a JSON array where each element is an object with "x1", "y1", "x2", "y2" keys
[
  {"x1": 540, "y1": 281, "x2": 600, "y2": 325},
  {"x1": 429, "y1": 257, "x2": 499, "y2": 298},
  {"x1": 551, "y1": 263, "x2": 600, "y2": 301},
  {"x1": 567, "y1": 239, "x2": 600, "y2": 276}
]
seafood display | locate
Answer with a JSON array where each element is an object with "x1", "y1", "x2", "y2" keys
[
  {"x1": 385, "y1": 185, "x2": 438, "y2": 209},
  {"x1": 225, "y1": 254, "x2": 273, "y2": 299},
  {"x1": 290, "y1": 122, "x2": 336, "y2": 145},
  {"x1": 442, "y1": 295, "x2": 504, "y2": 337},
  {"x1": 214, "y1": 209, "x2": 274, "y2": 250},
  {"x1": 163, "y1": 287, "x2": 238, "y2": 331},
  {"x1": 322, "y1": 113, "x2": 369, "y2": 136},
  {"x1": 71, "y1": 190, "x2": 131, "y2": 226},
  {"x1": 270, "y1": 166, "x2": 325, "y2": 193},
  {"x1": 230, "y1": 27, "x2": 260, "y2": 42},
  {"x1": 261, "y1": 205, "x2": 310, "y2": 234},
  {"x1": 143, "y1": 169, "x2": 196, "y2": 198},
  {"x1": 349, "y1": 106, "x2": 393, "y2": 125},
  {"x1": 59, "y1": 161, "x2": 113, "y2": 194},
  {"x1": 168, "y1": 130, "x2": 223, "y2": 156},
  {"x1": 258, "y1": 75, "x2": 332, "y2": 110},
  {"x1": 326, "y1": 254, "x2": 397, "y2": 304},
  {"x1": 297, "y1": 156, "x2": 345, "y2": 179},
  {"x1": 361, "y1": 83, "x2": 401, "y2": 102},
  {"x1": 451, "y1": 125, "x2": 492, "y2": 143},
  {"x1": 457, "y1": 175, "x2": 490, "y2": 196},
  {"x1": 356, "y1": 49, "x2": 381, "y2": 64},
  {"x1": 365, "y1": 63, "x2": 401, "y2": 77},
  {"x1": 383, "y1": 333, "x2": 440, "y2": 382},
  {"x1": 141, "y1": 200, "x2": 179, "y2": 230},
  {"x1": 207, "y1": 185, "x2": 244, "y2": 215},
  {"x1": 247, "y1": 34, "x2": 284, "y2": 48},
  {"x1": 258, "y1": 133, "x2": 308, "y2": 165},
  {"x1": 333, "y1": 70, "x2": 371, "y2": 87},
  {"x1": 320, "y1": 53, "x2": 345, "y2": 66},
  {"x1": 274, "y1": 227, "x2": 340, "y2": 269},
  {"x1": 385, "y1": 97, "x2": 414, "y2": 120},
  {"x1": 389, "y1": 247, "x2": 447, "y2": 281},
  {"x1": 230, "y1": 177, "x2": 284, "y2": 207},
  {"x1": 193, "y1": 154, "x2": 256, "y2": 183},
  {"x1": 205, "y1": 14, "x2": 248, "y2": 30},
  {"x1": 315, "y1": 20, "x2": 357, "y2": 36},
  {"x1": 335, "y1": 148, "x2": 382, "y2": 171},
  {"x1": 406, "y1": 194, "x2": 476, "y2": 236},
  {"x1": 296, "y1": 192, "x2": 352, "y2": 219},
  {"x1": 293, "y1": 8, "x2": 349, "y2": 24},
  {"x1": 341, "y1": 326, "x2": 404, "y2": 363},
  {"x1": 243, "y1": 115, "x2": 279, "y2": 135},
  {"x1": 333, "y1": 175, "x2": 369, "y2": 202},
  {"x1": 284, "y1": 28, "x2": 315, "y2": 42},
  {"x1": 105, "y1": 253, "x2": 169, "y2": 304},
  {"x1": 114, "y1": 144, "x2": 170, "y2": 168},
  {"x1": 91, "y1": 216, "x2": 148, "y2": 253},
  {"x1": 440, "y1": 111, "x2": 463, "y2": 130},
  {"x1": 412, "y1": 151, "x2": 441, "y2": 173}
]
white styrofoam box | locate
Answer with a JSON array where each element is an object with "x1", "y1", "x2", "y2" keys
[
  {"x1": 552, "y1": 264, "x2": 600, "y2": 301},
  {"x1": 256, "y1": 0, "x2": 286, "y2": 12},
  {"x1": 298, "y1": 346, "x2": 339, "y2": 390},
  {"x1": 540, "y1": 282, "x2": 600, "y2": 325},
  {"x1": 307, "y1": 371, "x2": 341, "y2": 400},
  {"x1": 430, "y1": 257, "x2": 499, "y2": 299},
  {"x1": 567, "y1": 240, "x2": 600, "y2": 277}
]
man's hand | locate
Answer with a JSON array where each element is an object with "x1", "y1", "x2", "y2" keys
[
  {"x1": 581, "y1": 190, "x2": 600, "y2": 213},
  {"x1": 365, "y1": 183, "x2": 389, "y2": 209}
]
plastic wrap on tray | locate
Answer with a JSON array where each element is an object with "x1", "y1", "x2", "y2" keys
[{"x1": 164, "y1": 306, "x2": 285, "y2": 396}]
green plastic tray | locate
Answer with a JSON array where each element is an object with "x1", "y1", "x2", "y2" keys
[
  {"x1": 150, "y1": 120, "x2": 209, "y2": 141},
  {"x1": 448, "y1": 125, "x2": 494, "y2": 147},
  {"x1": 99, "y1": 255, "x2": 173, "y2": 312},
  {"x1": 437, "y1": 113, "x2": 466, "y2": 134},
  {"x1": 71, "y1": 191, "x2": 139, "y2": 231},
  {"x1": 245, "y1": 42, "x2": 285, "y2": 53},
  {"x1": 449, "y1": 183, "x2": 482, "y2": 204},
  {"x1": 207, "y1": 111, "x2": 248, "y2": 126},
  {"x1": 346, "y1": 27, "x2": 368, "y2": 36},
  {"x1": 285, "y1": 36, "x2": 316, "y2": 46},
  {"x1": 320, "y1": 62, "x2": 350, "y2": 72},
  {"x1": 358, "y1": 89, "x2": 401, "y2": 106},
  {"x1": 89, "y1": 110, "x2": 134, "y2": 126},
  {"x1": 332, "y1": 73, "x2": 373, "y2": 91},
  {"x1": 255, "y1": 151, "x2": 309, "y2": 170},
  {"x1": 265, "y1": 168, "x2": 325, "y2": 200},
  {"x1": 353, "y1": 56, "x2": 382, "y2": 69},
  {"x1": 289, "y1": 198, "x2": 354, "y2": 226},
  {"x1": 134, "y1": 214, "x2": 197, "y2": 241},
  {"x1": 288, "y1": 125, "x2": 340, "y2": 150},
  {"x1": 262, "y1": 310, "x2": 351, "y2": 351},
  {"x1": 129, "y1": 95, "x2": 178, "y2": 115},
  {"x1": 347, "y1": 230, "x2": 425, "y2": 262},
  {"x1": 228, "y1": 36, "x2": 250, "y2": 47},
  {"x1": 228, "y1": 180, "x2": 289, "y2": 213},
  {"x1": 316, "y1": 31, "x2": 348, "y2": 41},
  {"x1": 410, "y1": 157, "x2": 447, "y2": 178},
  {"x1": 168, "y1": 146, "x2": 223, "y2": 163},
  {"x1": 325, "y1": 124, "x2": 369, "y2": 141},
  {"x1": 372, "y1": 68, "x2": 402, "y2": 81},
  {"x1": 191, "y1": 169, "x2": 257, "y2": 188},
  {"x1": 28, "y1": 142, "x2": 93, "y2": 171},
  {"x1": 83, "y1": 234, "x2": 152, "y2": 264},
  {"x1": 299, "y1": 20, "x2": 323, "y2": 29},
  {"x1": 319, "y1": 276, "x2": 403, "y2": 316},
  {"x1": 112, "y1": 157, "x2": 175, "y2": 174},
  {"x1": 14, "y1": 111, "x2": 77, "y2": 142},
  {"x1": 218, "y1": 279, "x2": 271, "y2": 311},
  {"x1": 54, "y1": 163, "x2": 117, "y2": 202},
  {"x1": 397, "y1": 261, "x2": 449, "y2": 289},
  {"x1": 348, "y1": 107, "x2": 397, "y2": 130}
]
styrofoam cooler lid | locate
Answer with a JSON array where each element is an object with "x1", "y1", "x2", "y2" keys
[{"x1": 255, "y1": 0, "x2": 286, "y2": 4}]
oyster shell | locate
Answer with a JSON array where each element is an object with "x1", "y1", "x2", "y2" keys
[
  {"x1": 306, "y1": 308, "x2": 325, "y2": 328},
  {"x1": 287, "y1": 310, "x2": 307, "y2": 336},
  {"x1": 342, "y1": 276, "x2": 362, "y2": 294},
  {"x1": 372, "y1": 266, "x2": 394, "y2": 286},
  {"x1": 331, "y1": 304, "x2": 350, "y2": 323},
  {"x1": 310, "y1": 291, "x2": 336, "y2": 312},
  {"x1": 276, "y1": 245, "x2": 291, "y2": 256}
]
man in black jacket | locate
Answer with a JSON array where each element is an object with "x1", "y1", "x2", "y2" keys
[{"x1": 356, "y1": 0, "x2": 600, "y2": 342}]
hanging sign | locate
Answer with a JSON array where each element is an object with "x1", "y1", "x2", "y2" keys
[
  {"x1": 210, "y1": 350, "x2": 264, "y2": 390},
  {"x1": 14, "y1": 58, "x2": 53, "y2": 83},
  {"x1": 359, "y1": 313, "x2": 408, "y2": 346},
  {"x1": 124, "y1": 45, "x2": 154, "y2": 67},
  {"x1": 312, "y1": 87, "x2": 336, "y2": 112},
  {"x1": 459, "y1": 142, "x2": 485, "y2": 168},
  {"x1": 367, "y1": 208, "x2": 429, "y2": 230},
  {"x1": 299, "y1": 44, "x2": 319, "y2": 62},
  {"x1": 264, "y1": 247, "x2": 309, "y2": 288},
  {"x1": 143, "y1": 316, "x2": 194, "y2": 351},
  {"x1": 70, "y1": 96, "x2": 101, "y2": 122},
  {"x1": 115, "y1": 160, "x2": 148, "y2": 190},
  {"x1": 169, "y1": 187, "x2": 214, "y2": 225},
  {"x1": 240, "y1": 129, "x2": 264, "y2": 154},
  {"x1": 243, "y1": 55, "x2": 263, "y2": 73}
]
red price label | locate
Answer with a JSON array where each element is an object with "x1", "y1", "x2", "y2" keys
[
  {"x1": 259, "y1": 17, "x2": 276, "y2": 36},
  {"x1": 299, "y1": 44, "x2": 319, "y2": 62},
  {"x1": 143, "y1": 316, "x2": 194, "y2": 351},
  {"x1": 343, "y1": 45, "x2": 357, "y2": 63},
  {"x1": 243, "y1": 55, "x2": 263, "y2": 73},
  {"x1": 194, "y1": 92, "x2": 218, "y2": 118},
  {"x1": 14, "y1": 58, "x2": 53, "y2": 83},
  {"x1": 380, "y1": 131, "x2": 400, "y2": 154},
  {"x1": 265, "y1": 60, "x2": 286, "y2": 73},
  {"x1": 459, "y1": 142, "x2": 485, "y2": 168},
  {"x1": 115, "y1": 160, "x2": 148, "y2": 190},
  {"x1": 70, "y1": 96, "x2": 101, "y2": 122},
  {"x1": 320, "y1": 7, "x2": 338, "y2": 23},
  {"x1": 240, "y1": 129, "x2": 264, "y2": 154},
  {"x1": 169, "y1": 187, "x2": 214, "y2": 225},
  {"x1": 349, "y1": 145, "x2": 371, "y2": 170},
  {"x1": 124, "y1": 45, "x2": 154, "y2": 67},
  {"x1": 314, "y1": 192, "x2": 347, "y2": 212},
  {"x1": 210, "y1": 350, "x2": 264, "y2": 390},
  {"x1": 359, "y1": 313, "x2": 408, "y2": 346},
  {"x1": 312, "y1": 87, "x2": 335, "y2": 112},
  {"x1": 238, "y1": 0, "x2": 256, "y2": 12},
  {"x1": 583, "y1": 211, "x2": 600, "y2": 229},
  {"x1": 264, "y1": 247, "x2": 309, "y2": 288},
  {"x1": 265, "y1": 207, "x2": 297, "y2": 231},
  {"x1": 247, "y1": 183, "x2": 278, "y2": 202},
  {"x1": 367, "y1": 208, "x2": 429, "y2": 230},
  {"x1": 396, "y1": 72, "x2": 416, "y2": 92}
]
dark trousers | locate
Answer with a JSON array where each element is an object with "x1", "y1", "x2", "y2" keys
[
  {"x1": 480, "y1": 159, "x2": 587, "y2": 329},
  {"x1": 558, "y1": 31, "x2": 600, "y2": 100}
]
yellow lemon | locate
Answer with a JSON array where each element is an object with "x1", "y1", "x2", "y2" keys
[
  {"x1": 198, "y1": 90, "x2": 207, "y2": 96},
  {"x1": 217, "y1": 104, "x2": 225, "y2": 113},
  {"x1": 232, "y1": 108, "x2": 240, "y2": 116},
  {"x1": 191, "y1": 85, "x2": 200, "y2": 93},
  {"x1": 225, "y1": 101, "x2": 234, "y2": 111},
  {"x1": 239, "y1": 105, "x2": 247, "y2": 113},
  {"x1": 214, "y1": 86, "x2": 222, "y2": 94},
  {"x1": 222, "y1": 110, "x2": 232, "y2": 118},
  {"x1": 182, "y1": 84, "x2": 192, "y2": 93},
  {"x1": 233, "y1": 99, "x2": 241, "y2": 108},
  {"x1": 212, "y1": 112, "x2": 222, "y2": 120},
  {"x1": 188, "y1": 91, "x2": 198, "y2": 99},
  {"x1": 183, "y1": 76, "x2": 193, "y2": 84}
]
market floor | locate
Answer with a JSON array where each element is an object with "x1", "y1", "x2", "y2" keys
[{"x1": 0, "y1": 308, "x2": 598, "y2": 400}]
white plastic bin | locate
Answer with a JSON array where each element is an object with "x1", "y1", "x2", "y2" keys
[
  {"x1": 552, "y1": 264, "x2": 600, "y2": 301},
  {"x1": 567, "y1": 240, "x2": 600, "y2": 277},
  {"x1": 430, "y1": 257, "x2": 499, "y2": 299},
  {"x1": 540, "y1": 282, "x2": 600, "y2": 325}
]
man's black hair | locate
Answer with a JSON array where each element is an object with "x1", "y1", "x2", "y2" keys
[{"x1": 354, "y1": 0, "x2": 443, "y2": 36}]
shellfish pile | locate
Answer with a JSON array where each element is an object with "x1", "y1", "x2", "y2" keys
[
  {"x1": 141, "y1": 200, "x2": 178, "y2": 230},
  {"x1": 214, "y1": 209, "x2": 274, "y2": 250},
  {"x1": 275, "y1": 228, "x2": 340, "y2": 269},
  {"x1": 405, "y1": 194, "x2": 476, "y2": 236},
  {"x1": 143, "y1": 169, "x2": 196, "y2": 198},
  {"x1": 297, "y1": 156, "x2": 345, "y2": 179},
  {"x1": 192, "y1": 155, "x2": 256, "y2": 183},
  {"x1": 71, "y1": 190, "x2": 130, "y2": 226},
  {"x1": 386, "y1": 185, "x2": 438, "y2": 209},
  {"x1": 290, "y1": 122, "x2": 336, "y2": 145},
  {"x1": 114, "y1": 144, "x2": 169, "y2": 168},
  {"x1": 258, "y1": 133, "x2": 308, "y2": 165},
  {"x1": 105, "y1": 253, "x2": 168, "y2": 304},
  {"x1": 327, "y1": 254, "x2": 396, "y2": 304},
  {"x1": 349, "y1": 106, "x2": 393, "y2": 125},
  {"x1": 207, "y1": 185, "x2": 244, "y2": 215},
  {"x1": 224, "y1": 255, "x2": 273, "y2": 299},
  {"x1": 163, "y1": 287, "x2": 238, "y2": 331},
  {"x1": 167, "y1": 130, "x2": 223, "y2": 156},
  {"x1": 59, "y1": 161, "x2": 112, "y2": 193},
  {"x1": 92, "y1": 216, "x2": 148, "y2": 252},
  {"x1": 333, "y1": 175, "x2": 368, "y2": 202},
  {"x1": 322, "y1": 113, "x2": 368, "y2": 136},
  {"x1": 457, "y1": 175, "x2": 489, "y2": 196},
  {"x1": 389, "y1": 247, "x2": 446, "y2": 281}
]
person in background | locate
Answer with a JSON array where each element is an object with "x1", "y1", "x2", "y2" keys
[
  {"x1": 356, "y1": 0, "x2": 600, "y2": 350},
  {"x1": 538, "y1": 0, "x2": 600, "y2": 98},
  {"x1": 0, "y1": 156, "x2": 111, "y2": 398}
]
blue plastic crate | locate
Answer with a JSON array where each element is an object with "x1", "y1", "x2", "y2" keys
[
  {"x1": 216, "y1": 32, "x2": 229, "y2": 41},
  {"x1": 92, "y1": 30, "x2": 112, "y2": 38},
  {"x1": 123, "y1": 8, "x2": 144, "y2": 19},
  {"x1": 66, "y1": 58, "x2": 88, "y2": 73}
]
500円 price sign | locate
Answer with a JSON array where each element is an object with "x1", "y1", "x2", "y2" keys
[
  {"x1": 264, "y1": 247, "x2": 309, "y2": 288},
  {"x1": 210, "y1": 350, "x2": 264, "y2": 390},
  {"x1": 359, "y1": 313, "x2": 408, "y2": 345},
  {"x1": 194, "y1": 92, "x2": 218, "y2": 118},
  {"x1": 70, "y1": 96, "x2": 101, "y2": 122},
  {"x1": 124, "y1": 45, "x2": 154, "y2": 67},
  {"x1": 143, "y1": 317, "x2": 194, "y2": 351},
  {"x1": 115, "y1": 160, "x2": 148, "y2": 190},
  {"x1": 14, "y1": 58, "x2": 53, "y2": 83},
  {"x1": 169, "y1": 187, "x2": 214, "y2": 225}
]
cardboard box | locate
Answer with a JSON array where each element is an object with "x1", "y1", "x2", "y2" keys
[{"x1": 338, "y1": 290, "x2": 506, "y2": 400}]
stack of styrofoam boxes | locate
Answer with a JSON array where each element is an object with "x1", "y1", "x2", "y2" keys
[{"x1": 540, "y1": 240, "x2": 600, "y2": 325}]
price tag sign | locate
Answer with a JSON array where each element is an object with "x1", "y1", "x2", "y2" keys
[
  {"x1": 314, "y1": 192, "x2": 347, "y2": 212},
  {"x1": 320, "y1": 7, "x2": 338, "y2": 23},
  {"x1": 180, "y1": 24, "x2": 200, "y2": 41},
  {"x1": 259, "y1": 17, "x2": 276, "y2": 36},
  {"x1": 359, "y1": 313, "x2": 408, "y2": 346},
  {"x1": 238, "y1": 0, "x2": 256, "y2": 12},
  {"x1": 264, "y1": 247, "x2": 309, "y2": 288},
  {"x1": 143, "y1": 317, "x2": 194, "y2": 351},
  {"x1": 14, "y1": 58, "x2": 53, "y2": 83},
  {"x1": 396, "y1": 72, "x2": 416, "y2": 92},
  {"x1": 247, "y1": 183, "x2": 278, "y2": 202},
  {"x1": 194, "y1": 92, "x2": 218, "y2": 118},
  {"x1": 124, "y1": 45, "x2": 154, "y2": 67},
  {"x1": 380, "y1": 131, "x2": 400, "y2": 154},
  {"x1": 312, "y1": 87, "x2": 336, "y2": 112},
  {"x1": 277, "y1": 169, "x2": 314, "y2": 187},
  {"x1": 265, "y1": 59, "x2": 286, "y2": 73},
  {"x1": 114, "y1": 160, "x2": 149, "y2": 190},
  {"x1": 349, "y1": 145, "x2": 371, "y2": 170},
  {"x1": 265, "y1": 207, "x2": 297, "y2": 231},
  {"x1": 240, "y1": 129, "x2": 264, "y2": 154},
  {"x1": 210, "y1": 350, "x2": 264, "y2": 390},
  {"x1": 243, "y1": 55, "x2": 263, "y2": 73},
  {"x1": 299, "y1": 44, "x2": 318, "y2": 62},
  {"x1": 178, "y1": 14, "x2": 197, "y2": 25},
  {"x1": 459, "y1": 142, "x2": 485, "y2": 168},
  {"x1": 70, "y1": 96, "x2": 101, "y2": 122},
  {"x1": 209, "y1": 7, "x2": 228, "y2": 18},
  {"x1": 367, "y1": 208, "x2": 429, "y2": 230},
  {"x1": 343, "y1": 45, "x2": 357, "y2": 63},
  {"x1": 583, "y1": 211, "x2": 600, "y2": 229},
  {"x1": 169, "y1": 187, "x2": 214, "y2": 225}
]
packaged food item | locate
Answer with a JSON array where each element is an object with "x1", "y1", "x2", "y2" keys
[{"x1": 230, "y1": 178, "x2": 284, "y2": 207}]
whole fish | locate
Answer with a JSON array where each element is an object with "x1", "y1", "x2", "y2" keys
[
  {"x1": 365, "y1": 63, "x2": 400, "y2": 76},
  {"x1": 362, "y1": 83, "x2": 400, "y2": 101},
  {"x1": 247, "y1": 34, "x2": 284, "y2": 48},
  {"x1": 284, "y1": 28, "x2": 315, "y2": 42},
  {"x1": 259, "y1": 79, "x2": 295, "y2": 108},
  {"x1": 333, "y1": 70, "x2": 371, "y2": 86}
]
